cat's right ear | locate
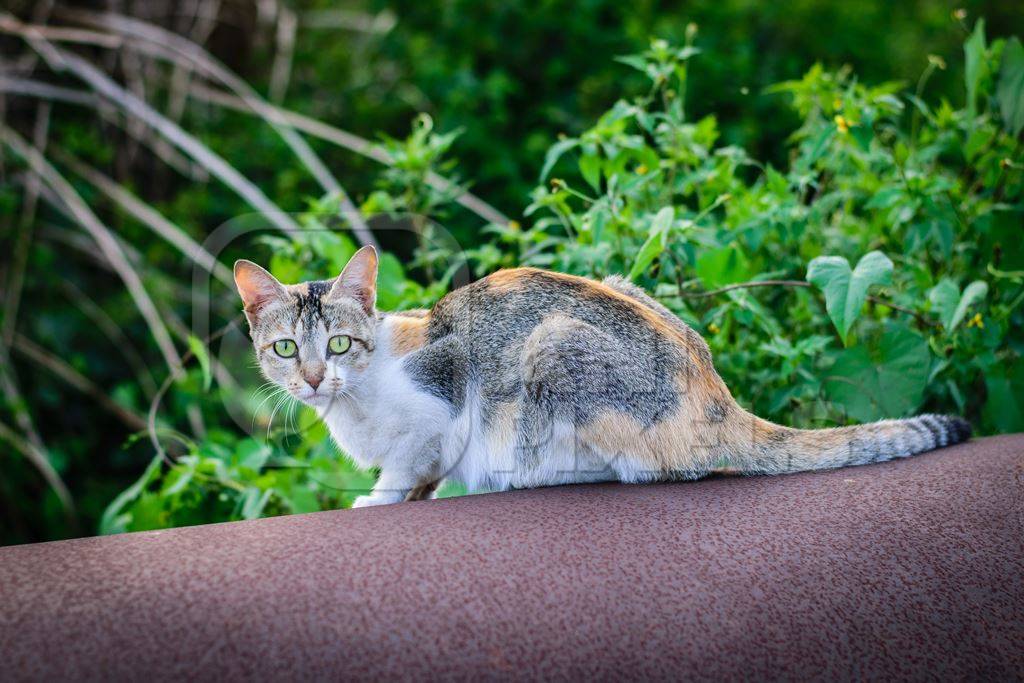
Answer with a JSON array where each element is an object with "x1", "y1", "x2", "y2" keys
[{"x1": 234, "y1": 260, "x2": 287, "y2": 320}]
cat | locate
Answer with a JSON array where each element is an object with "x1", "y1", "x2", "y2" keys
[{"x1": 235, "y1": 245, "x2": 971, "y2": 508}]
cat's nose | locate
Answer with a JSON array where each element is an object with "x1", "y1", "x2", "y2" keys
[{"x1": 303, "y1": 373, "x2": 323, "y2": 391}]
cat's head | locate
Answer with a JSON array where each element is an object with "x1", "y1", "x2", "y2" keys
[{"x1": 234, "y1": 245, "x2": 379, "y2": 407}]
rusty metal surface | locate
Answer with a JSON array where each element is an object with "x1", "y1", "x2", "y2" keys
[{"x1": 2, "y1": 435, "x2": 1023, "y2": 681}]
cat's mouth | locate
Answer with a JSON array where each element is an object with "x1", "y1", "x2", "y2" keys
[{"x1": 292, "y1": 386, "x2": 345, "y2": 407}]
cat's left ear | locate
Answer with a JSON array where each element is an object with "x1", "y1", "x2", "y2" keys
[{"x1": 330, "y1": 245, "x2": 378, "y2": 313}]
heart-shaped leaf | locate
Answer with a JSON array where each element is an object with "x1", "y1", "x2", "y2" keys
[{"x1": 807, "y1": 250, "x2": 893, "y2": 342}]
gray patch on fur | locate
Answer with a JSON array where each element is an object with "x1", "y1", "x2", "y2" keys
[
  {"x1": 402, "y1": 335, "x2": 471, "y2": 414},
  {"x1": 428, "y1": 270, "x2": 689, "y2": 439},
  {"x1": 705, "y1": 400, "x2": 729, "y2": 424},
  {"x1": 602, "y1": 274, "x2": 714, "y2": 367}
]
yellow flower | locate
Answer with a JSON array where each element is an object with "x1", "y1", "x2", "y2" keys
[
  {"x1": 508, "y1": 220, "x2": 521, "y2": 231},
  {"x1": 832, "y1": 98, "x2": 842, "y2": 111},
  {"x1": 636, "y1": 164, "x2": 648, "y2": 175},
  {"x1": 708, "y1": 323, "x2": 720, "y2": 334},
  {"x1": 967, "y1": 313, "x2": 984, "y2": 329},
  {"x1": 953, "y1": 8, "x2": 967, "y2": 20},
  {"x1": 834, "y1": 115, "x2": 850, "y2": 134}
]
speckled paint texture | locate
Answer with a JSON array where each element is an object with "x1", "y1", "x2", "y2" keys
[{"x1": 2, "y1": 435, "x2": 1022, "y2": 681}]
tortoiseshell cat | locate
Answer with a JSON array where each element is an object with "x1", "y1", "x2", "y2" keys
[{"x1": 235, "y1": 246, "x2": 971, "y2": 507}]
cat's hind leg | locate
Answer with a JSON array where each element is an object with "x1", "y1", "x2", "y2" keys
[
  {"x1": 518, "y1": 313, "x2": 667, "y2": 484},
  {"x1": 519, "y1": 312, "x2": 713, "y2": 485}
]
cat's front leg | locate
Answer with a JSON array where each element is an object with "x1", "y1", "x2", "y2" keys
[{"x1": 351, "y1": 467, "x2": 437, "y2": 508}]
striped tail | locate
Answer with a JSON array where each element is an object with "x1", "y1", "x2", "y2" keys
[{"x1": 727, "y1": 413, "x2": 972, "y2": 475}]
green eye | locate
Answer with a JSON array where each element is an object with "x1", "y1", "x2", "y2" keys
[
  {"x1": 328, "y1": 335, "x2": 352, "y2": 355},
  {"x1": 272, "y1": 339, "x2": 297, "y2": 358}
]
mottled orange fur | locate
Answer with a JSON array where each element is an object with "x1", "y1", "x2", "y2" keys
[{"x1": 390, "y1": 313, "x2": 429, "y2": 356}]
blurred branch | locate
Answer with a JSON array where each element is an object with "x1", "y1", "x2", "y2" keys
[
  {"x1": 33, "y1": 217, "x2": 224, "y2": 312},
  {"x1": 12, "y1": 333, "x2": 148, "y2": 432},
  {"x1": 0, "y1": 13, "x2": 304, "y2": 237},
  {"x1": 300, "y1": 9, "x2": 396, "y2": 34},
  {"x1": 159, "y1": 0, "x2": 222, "y2": 171},
  {"x1": 0, "y1": 121, "x2": 185, "y2": 374},
  {"x1": 268, "y1": 6, "x2": 296, "y2": 104},
  {"x1": 677, "y1": 280, "x2": 810, "y2": 298},
  {"x1": 0, "y1": 21, "x2": 122, "y2": 48},
  {"x1": 188, "y1": 83, "x2": 512, "y2": 227},
  {"x1": 0, "y1": 77, "x2": 95, "y2": 106},
  {"x1": 56, "y1": 8, "x2": 378, "y2": 248},
  {"x1": 3, "y1": 101, "x2": 50, "y2": 347},
  {"x1": 0, "y1": 76, "x2": 207, "y2": 179},
  {"x1": 0, "y1": 16, "x2": 510, "y2": 229},
  {"x1": 59, "y1": 280, "x2": 159, "y2": 399},
  {"x1": 55, "y1": 149, "x2": 234, "y2": 286},
  {"x1": 0, "y1": 417, "x2": 75, "y2": 516},
  {"x1": 665, "y1": 279, "x2": 937, "y2": 327},
  {"x1": 163, "y1": 308, "x2": 241, "y2": 395},
  {"x1": 146, "y1": 314, "x2": 242, "y2": 466}
]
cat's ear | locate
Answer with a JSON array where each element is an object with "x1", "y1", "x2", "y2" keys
[
  {"x1": 330, "y1": 245, "x2": 378, "y2": 313},
  {"x1": 234, "y1": 260, "x2": 287, "y2": 316}
]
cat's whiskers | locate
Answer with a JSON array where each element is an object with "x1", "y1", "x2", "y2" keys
[
  {"x1": 283, "y1": 396, "x2": 300, "y2": 444},
  {"x1": 250, "y1": 385, "x2": 287, "y2": 433},
  {"x1": 265, "y1": 391, "x2": 292, "y2": 442}
]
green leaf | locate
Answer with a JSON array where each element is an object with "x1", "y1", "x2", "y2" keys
[
  {"x1": 613, "y1": 54, "x2": 648, "y2": 73},
  {"x1": 964, "y1": 19, "x2": 987, "y2": 119},
  {"x1": 983, "y1": 363, "x2": 1024, "y2": 433},
  {"x1": 824, "y1": 324, "x2": 930, "y2": 422},
  {"x1": 579, "y1": 154, "x2": 602, "y2": 192},
  {"x1": 806, "y1": 251, "x2": 893, "y2": 342},
  {"x1": 237, "y1": 438, "x2": 272, "y2": 471},
  {"x1": 99, "y1": 455, "x2": 163, "y2": 534},
  {"x1": 695, "y1": 245, "x2": 751, "y2": 288},
  {"x1": 540, "y1": 138, "x2": 579, "y2": 181},
  {"x1": 269, "y1": 252, "x2": 303, "y2": 284},
  {"x1": 929, "y1": 279, "x2": 988, "y2": 332},
  {"x1": 239, "y1": 486, "x2": 273, "y2": 520},
  {"x1": 864, "y1": 187, "x2": 903, "y2": 210},
  {"x1": 628, "y1": 207, "x2": 673, "y2": 281},
  {"x1": 187, "y1": 335, "x2": 212, "y2": 391},
  {"x1": 375, "y1": 251, "x2": 407, "y2": 310},
  {"x1": 928, "y1": 278, "x2": 960, "y2": 329},
  {"x1": 950, "y1": 280, "x2": 988, "y2": 331},
  {"x1": 997, "y1": 37, "x2": 1024, "y2": 136}
]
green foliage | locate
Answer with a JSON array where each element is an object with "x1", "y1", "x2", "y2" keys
[
  {"x1": 101, "y1": 415, "x2": 375, "y2": 534},
  {"x1": 119, "y1": 24, "x2": 1022, "y2": 533},
  {"x1": 469, "y1": 27, "x2": 1024, "y2": 434},
  {"x1": 807, "y1": 252, "x2": 893, "y2": 343},
  {"x1": 3, "y1": 5, "x2": 1023, "y2": 544},
  {"x1": 998, "y1": 37, "x2": 1024, "y2": 136}
]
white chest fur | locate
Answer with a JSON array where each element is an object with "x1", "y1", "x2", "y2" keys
[{"x1": 317, "y1": 321, "x2": 449, "y2": 471}]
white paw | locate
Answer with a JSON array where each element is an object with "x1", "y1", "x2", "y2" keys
[{"x1": 351, "y1": 493, "x2": 401, "y2": 508}]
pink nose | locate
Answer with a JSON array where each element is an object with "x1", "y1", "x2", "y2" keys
[{"x1": 304, "y1": 374, "x2": 323, "y2": 391}]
